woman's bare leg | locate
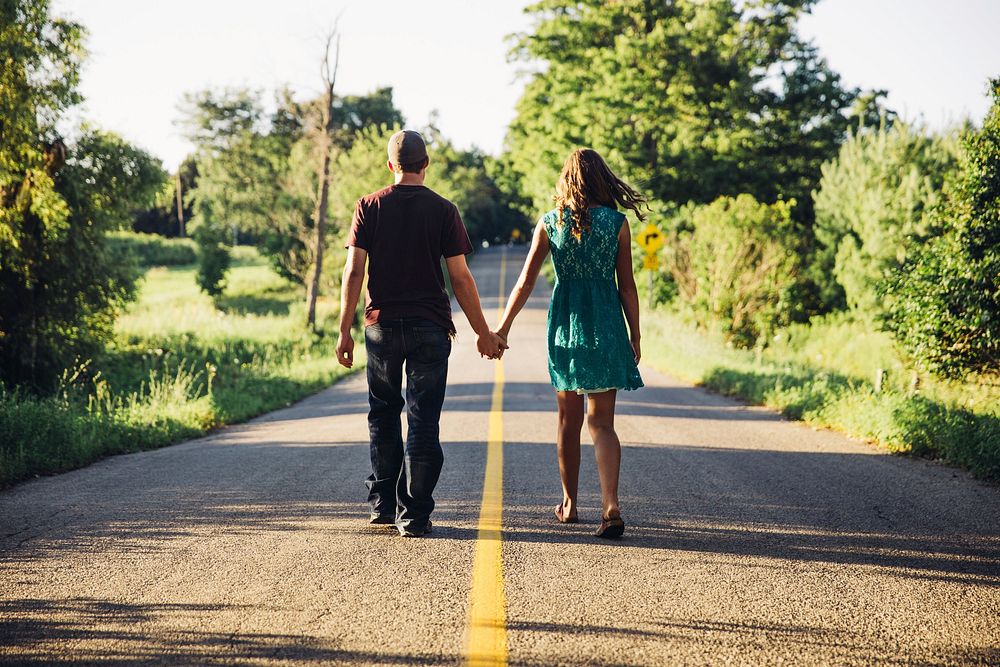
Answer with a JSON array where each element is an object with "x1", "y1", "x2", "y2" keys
[
  {"x1": 556, "y1": 391, "x2": 585, "y2": 519},
  {"x1": 586, "y1": 390, "x2": 621, "y2": 520}
]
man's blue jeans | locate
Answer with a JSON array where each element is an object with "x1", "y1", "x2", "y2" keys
[{"x1": 365, "y1": 317, "x2": 451, "y2": 530}]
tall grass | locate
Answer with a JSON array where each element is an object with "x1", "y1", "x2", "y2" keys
[
  {"x1": 0, "y1": 249, "x2": 360, "y2": 487},
  {"x1": 644, "y1": 310, "x2": 1000, "y2": 481},
  {"x1": 0, "y1": 368, "x2": 214, "y2": 484}
]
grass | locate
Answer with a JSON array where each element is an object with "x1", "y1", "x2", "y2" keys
[
  {"x1": 0, "y1": 248, "x2": 362, "y2": 487},
  {"x1": 107, "y1": 230, "x2": 198, "y2": 266},
  {"x1": 643, "y1": 309, "x2": 1000, "y2": 481}
]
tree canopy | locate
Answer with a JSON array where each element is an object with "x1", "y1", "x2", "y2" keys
[
  {"x1": 505, "y1": 0, "x2": 860, "y2": 224},
  {"x1": 1, "y1": 1, "x2": 162, "y2": 389},
  {"x1": 813, "y1": 122, "x2": 958, "y2": 316}
]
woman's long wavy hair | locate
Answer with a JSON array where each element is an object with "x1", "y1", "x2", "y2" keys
[{"x1": 554, "y1": 148, "x2": 647, "y2": 240}]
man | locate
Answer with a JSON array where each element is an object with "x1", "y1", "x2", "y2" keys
[{"x1": 335, "y1": 129, "x2": 506, "y2": 537}]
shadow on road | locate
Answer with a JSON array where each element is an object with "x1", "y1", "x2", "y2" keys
[
  {"x1": 0, "y1": 598, "x2": 456, "y2": 665},
  {"x1": 260, "y1": 380, "x2": 783, "y2": 423},
  {"x1": 4, "y1": 438, "x2": 998, "y2": 587},
  {"x1": 3, "y1": 597, "x2": 996, "y2": 665},
  {"x1": 0, "y1": 597, "x2": 655, "y2": 666},
  {"x1": 500, "y1": 441, "x2": 1000, "y2": 590}
]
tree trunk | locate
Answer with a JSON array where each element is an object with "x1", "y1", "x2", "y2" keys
[
  {"x1": 306, "y1": 141, "x2": 330, "y2": 330},
  {"x1": 175, "y1": 170, "x2": 185, "y2": 237},
  {"x1": 305, "y1": 28, "x2": 340, "y2": 332}
]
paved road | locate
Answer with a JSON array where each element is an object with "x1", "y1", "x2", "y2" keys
[{"x1": 2, "y1": 247, "x2": 999, "y2": 666}]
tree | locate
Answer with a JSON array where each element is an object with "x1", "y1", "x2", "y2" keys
[
  {"x1": 666, "y1": 195, "x2": 801, "y2": 348},
  {"x1": 1, "y1": 0, "x2": 82, "y2": 271},
  {"x1": 329, "y1": 87, "x2": 403, "y2": 149},
  {"x1": 812, "y1": 122, "x2": 958, "y2": 316},
  {"x1": 256, "y1": 129, "x2": 315, "y2": 285},
  {"x1": 71, "y1": 127, "x2": 168, "y2": 229},
  {"x1": 505, "y1": 0, "x2": 859, "y2": 224},
  {"x1": 192, "y1": 215, "x2": 230, "y2": 297},
  {"x1": 485, "y1": 152, "x2": 535, "y2": 240},
  {"x1": 422, "y1": 124, "x2": 528, "y2": 244},
  {"x1": 305, "y1": 28, "x2": 341, "y2": 332},
  {"x1": 233, "y1": 86, "x2": 404, "y2": 288},
  {"x1": 0, "y1": 0, "x2": 144, "y2": 390},
  {"x1": 134, "y1": 155, "x2": 198, "y2": 237},
  {"x1": 883, "y1": 80, "x2": 1000, "y2": 378},
  {"x1": 179, "y1": 88, "x2": 266, "y2": 295},
  {"x1": 178, "y1": 80, "x2": 406, "y2": 303}
]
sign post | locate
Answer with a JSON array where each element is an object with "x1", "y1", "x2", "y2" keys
[{"x1": 636, "y1": 223, "x2": 664, "y2": 308}]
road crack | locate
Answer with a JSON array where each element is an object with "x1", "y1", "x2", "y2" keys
[{"x1": 872, "y1": 504, "x2": 895, "y2": 529}]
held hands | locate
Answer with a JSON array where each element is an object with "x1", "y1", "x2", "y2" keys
[
  {"x1": 477, "y1": 330, "x2": 509, "y2": 360},
  {"x1": 338, "y1": 329, "x2": 508, "y2": 365},
  {"x1": 494, "y1": 330, "x2": 509, "y2": 360}
]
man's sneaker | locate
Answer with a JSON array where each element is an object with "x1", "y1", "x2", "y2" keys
[
  {"x1": 369, "y1": 514, "x2": 395, "y2": 526},
  {"x1": 398, "y1": 521, "x2": 433, "y2": 538}
]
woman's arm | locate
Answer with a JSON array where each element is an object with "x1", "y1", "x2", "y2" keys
[
  {"x1": 496, "y1": 220, "x2": 551, "y2": 341},
  {"x1": 615, "y1": 220, "x2": 641, "y2": 363}
]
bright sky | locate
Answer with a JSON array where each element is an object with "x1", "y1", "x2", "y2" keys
[{"x1": 55, "y1": 0, "x2": 1000, "y2": 172}]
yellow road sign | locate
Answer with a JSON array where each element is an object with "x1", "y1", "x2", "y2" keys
[
  {"x1": 642, "y1": 253, "x2": 659, "y2": 271},
  {"x1": 637, "y1": 223, "x2": 665, "y2": 253}
]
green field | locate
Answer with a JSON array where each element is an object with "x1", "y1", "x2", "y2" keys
[
  {"x1": 0, "y1": 250, "x2": 361, "y2": 487},
  {"x1": 643, "y1": 310, "x2": 1000, "y2": 481}
]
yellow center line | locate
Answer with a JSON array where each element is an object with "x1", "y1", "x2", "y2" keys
[{"x1": 463, "y1": 248, "x2": 508, "y2": 667}]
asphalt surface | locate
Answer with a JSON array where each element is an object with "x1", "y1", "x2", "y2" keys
[{"x1": 2, "y1": 246, "x2": 999, "y2": 666}]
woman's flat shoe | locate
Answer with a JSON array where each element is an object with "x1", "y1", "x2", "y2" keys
[
  {"x1": 595, "y1": 515, "x2": 625, "y2": 539},
  {"x1": 554, "y1": 504, "x2": 579, "y2": 524}
]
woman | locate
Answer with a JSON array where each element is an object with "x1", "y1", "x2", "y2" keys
[{"x1": 496, "y1": 148, "x2": 644, "y2": 539}]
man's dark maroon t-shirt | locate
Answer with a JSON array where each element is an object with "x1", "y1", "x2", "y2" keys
[{"x1": 346, "y1": 184, "x2": 473, "y2": 333}]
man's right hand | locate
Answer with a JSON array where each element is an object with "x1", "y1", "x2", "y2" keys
[
  {"x1": 336, "y1": 334, "x2": 355, "y2": 368},
  {"x1": 476, "y1": 331, "x2": 509, "y2": 359}
]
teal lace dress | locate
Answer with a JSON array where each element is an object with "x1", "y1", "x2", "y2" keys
[{"x1": 543, "y1": 206, "x2": 644, "y2": 393}]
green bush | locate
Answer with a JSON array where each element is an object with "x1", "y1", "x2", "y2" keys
[
  {"x1": 884, "y1": 80, "x2": 1000, "y2": 378},
  {"x1": 884, "y1": 234, "x2": 1000, "y2": 378},
  {"x1": 1, "y1": 141, "x2": 144, "y2": 391},
  {"x1": 772, "y1": 313, "x2": 904, "y2": 385},
  {"x1": 107, "y1": 231, "x2": 197, "y2": 267},
  {"x1": 812, "y1": 122, "x2": 957, "y2": 316},
  {"x1": 665, "y1": 195, "x2": 800, "y2": 348},
  {"x1": 193, "y1": 220, "x2": 231, "y2": 296},
  {"x1": 0, "y1": 6, "x2": 160, "y2": 392},
  {"x1": 2, "y1": 4, "x2": 167, "y2": 392}
]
